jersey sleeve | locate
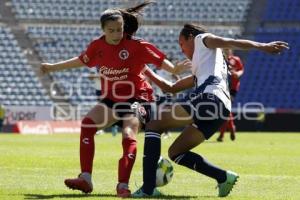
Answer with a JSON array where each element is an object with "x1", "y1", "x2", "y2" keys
[
  {"x1": 139, "y1": 41, "x2": 166, "y2": 69},
  {"x1": 195, "y1": 33, "x2": 213, "y2": 49},
  {"x1": 78, "y1": 39, "x2": 100, "y2": 68}
]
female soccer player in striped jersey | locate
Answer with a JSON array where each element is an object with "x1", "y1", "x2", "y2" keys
[
  {"x1": 40, "y1": 1, "x2": 190, "y2": 197},
  {"x1": 133, "y1": 23, "x2": 289, "y2": 197}
]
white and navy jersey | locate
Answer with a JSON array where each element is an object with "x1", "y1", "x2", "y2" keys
[{"x1": 191, "y1": 33, "x2": 231, "y2": 111}]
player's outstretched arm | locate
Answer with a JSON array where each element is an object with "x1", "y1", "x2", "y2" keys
[
  {"x1": 204, "y1": 34, "x2": 289, "y2": 54},
  {"x1": 144, "y1": 67, "x2": 173, "y2": 92},
  {"x1": 169, "y1": 75, "x2": 194, "y2": 93},
  {"x1": 160, "y1": 59, "x2": 192, "y2": 75},
  {"x1": 40, "y1": 57, "x2": 84, "y2": 75},
  {"x1": 144, "y1": 67, "x2": 194, "y2": 93}
]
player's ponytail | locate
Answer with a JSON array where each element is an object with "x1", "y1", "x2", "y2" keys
[
  {"x1": 180, "y1": 24, "x2": 208, "y2": 39},
  {"x1": 119, "y1": 1, "x2": 154, "y2": 38}
]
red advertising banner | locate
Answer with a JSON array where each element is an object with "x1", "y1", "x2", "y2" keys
[{"x1": 14, "y1": 121, "x2": 81, "y2": 134}]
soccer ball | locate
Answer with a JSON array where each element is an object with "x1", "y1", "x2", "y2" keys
[{"x1": 156, "y1": 156, "x2": 174, "y2": 187}]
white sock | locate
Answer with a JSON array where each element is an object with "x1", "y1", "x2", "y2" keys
[
  {"x1": 80, "y1": 172, "x2": 93, "y2": 186},
  {"x1": 118, "y1": 182, "x2": 129, "y2": 189}
]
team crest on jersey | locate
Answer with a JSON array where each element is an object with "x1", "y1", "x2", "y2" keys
[{"x1": 119, "y1": 49, "x2": 129, "y2": 60}]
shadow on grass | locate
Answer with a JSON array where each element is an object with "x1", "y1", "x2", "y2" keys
[
  {"x1": 205, "y1": 140, "x2": 222, "y2": 144},
  {"x1": 24, "y1": 193, "x2": 114, "y2": 199},
  {"x1": 23, "y1": 193, "x2": 201, "y2": 199}
]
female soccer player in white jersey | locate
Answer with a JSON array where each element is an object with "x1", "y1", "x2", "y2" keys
[
  {"x1": 133, "y1": 23, "x2": 289, "y2": 197},
  {"x1": 40, "y1": 1, "x2": 190, "y2": 198}
]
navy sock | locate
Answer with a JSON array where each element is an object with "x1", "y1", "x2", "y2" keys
[
  {"x1": 171, "y1": 151, "x2": 226, "y2": 183},
  {"x1": 142, "y1": 131, "x2": 161, "y2": 195}
]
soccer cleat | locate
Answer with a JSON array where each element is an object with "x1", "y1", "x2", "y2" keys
[
  {"x1": 217, "y1": 136, "x2": 223, "y2": 142},
  {"x1": 217, "y1": 171, "x2": 239, "y2": 197},
  {"x1": 64, "y1": 174, "x2": 93, "y2": 194},
  {"x1": 116, "y1": 183, "x2": 131, "y2": 198},
  {"x1": 131, "y1": 187, "x2": 162, "y2": 198},
  {"x1": 230, "y1": 133, "x2": 236, "y2": 141}
]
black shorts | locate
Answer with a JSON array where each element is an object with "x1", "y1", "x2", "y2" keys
[
  {"x1": 177, "y1": 92, "x2": 230, "y2": 140},
  {"x1": 101, "y1": 98, "x2": 153, "y2": 129},
  {"x1": 155, "y1": 94, "x2": 173, "y2": 106}
]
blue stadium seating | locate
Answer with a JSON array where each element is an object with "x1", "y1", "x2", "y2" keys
[
  {"x1": 27, "y1": 25, "x2": 241, "y2": 62},
  {"x1": 264, "y1": 0, "x2": 300, "y2": 22},
  {"x1": 0, "y1": 26, "x2": 52, "y2": 106},
  {"x1": 235, "y1": 28, "x2": 300, "y2": 109},
  {"x1": 139, "y1": 0, "x2": 251, "y2": 23},
  {"x1": 11, "y1": 0, "x2": 124, "y2": 20},
  {"x1": 12, "y1": 0, "x2": 251, "y2": 23}
]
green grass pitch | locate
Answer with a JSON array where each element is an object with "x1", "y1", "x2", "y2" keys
[{"x1": 0, "y1": 132, "x2": 299, "y2": 200}]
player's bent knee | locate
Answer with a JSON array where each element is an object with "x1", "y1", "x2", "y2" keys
[
  {"x1": 122, "y1": 130, "x2": 136, "y2": 139},
  {"x1": 122, "y1": 124, "x2": 139, "y2": 139},
  {"x1": 168, "y1": 147, "x2": 178, "y2": 162},
  {"x1": 168, "y1": 151, "x2": 174, "y2": 161},
  {"x1": 168, "y1": 151, "x2": 182, "y2": 164}
]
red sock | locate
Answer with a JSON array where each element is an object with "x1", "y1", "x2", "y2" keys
[
  {"x1": 80, "y1": 117, "x2": 97, "y2": 174},
  {"x1": 228, "y1": 113, "x2": 235, "y2": 132},
  {"x1": 219, "y1": 121, "x2": 227, "y2": 138},
  {"x1": 118, "y1": 138, "x2": 137, "y2": 184}
]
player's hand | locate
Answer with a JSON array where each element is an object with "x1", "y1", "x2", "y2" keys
[
  {"x1": 174, "y1": 59, "x2": 192, "y2": 74},
  {"x1": 260, "y1": 41, "x2": 289, "y2": 55},
  {"x1": 40, "y1": 63, "x2": 53, "y2": 75},
  {"x1": 230, "y1": 71, "x2": 239, "y2": 79}
]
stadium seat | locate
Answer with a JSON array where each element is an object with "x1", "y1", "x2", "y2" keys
[
  {"x1": 11, "y1": 0, "x2": 251, "y2": 23},
  {"x1": 0, "y1": 26, "x2": 53, "y2": 106},
  {"x1": 235, "y1": 28, "x2": 300, "y2": 109},
  {"x1": 264, "y1": 0, "x2": 300, "y2": 22}
]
